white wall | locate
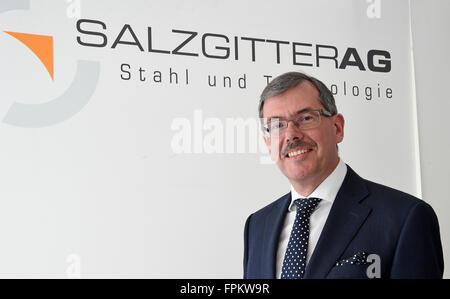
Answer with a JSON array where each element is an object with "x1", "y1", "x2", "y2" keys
[
  {"x1": 0, "y1": 0, "x2": 446, "y2": 278},
  {"x1": 410, "y1": 0, "x2": 450, "y2": 278}
]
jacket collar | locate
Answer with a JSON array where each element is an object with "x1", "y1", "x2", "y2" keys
[
  {"x1": 260, "y1": 192, "x2": 291, "y2": 278},
  {"x1": 260, "y1": 165, "x2": 372, "y2": 279},
  {"x1": 304, "y1": 165, "x2": 372, "y2": 278}
]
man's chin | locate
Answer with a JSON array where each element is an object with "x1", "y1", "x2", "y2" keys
[{"x1": 283, "y1": 169, "x2": 312, "y2": 182}]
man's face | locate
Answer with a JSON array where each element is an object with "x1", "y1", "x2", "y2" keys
[{"x1": 263, "y1": 81, "x2": 344, "y2": 190}]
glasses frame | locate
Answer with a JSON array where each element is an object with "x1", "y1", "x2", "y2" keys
[{"x1": 262, "y1": 109, "x2": 333, "y2": 137}]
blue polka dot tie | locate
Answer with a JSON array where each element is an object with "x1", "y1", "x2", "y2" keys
[{"x1": 281, "y1": 197, "x2": 322, "y2": 279}]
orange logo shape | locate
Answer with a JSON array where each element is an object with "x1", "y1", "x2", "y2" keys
[{"x1": 4, "y1": 31, "x2": 54, "y2": 80}]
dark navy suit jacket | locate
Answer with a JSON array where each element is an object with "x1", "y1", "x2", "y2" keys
[{"x1": 243, "y1": 165, "x2": 444, "y2": 279}]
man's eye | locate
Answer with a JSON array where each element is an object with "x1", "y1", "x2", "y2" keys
[
  {"x1": 270, "y1": 122, "x2": 285, "y2": 130},
  {"x1": 298, "y1": 114, "x2": 315, "y2": 122}
]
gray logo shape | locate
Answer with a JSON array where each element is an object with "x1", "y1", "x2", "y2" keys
[
  {"x1": 1, "y1": 0, "x2": 100, "y2": 128},
  {"x1": 0, "y1": 0, "x2": 29, "y2": 12}
]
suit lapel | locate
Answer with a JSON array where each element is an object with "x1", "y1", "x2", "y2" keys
[
  {"x1": 260, "y1": 193, "x2": 291, "y2": 278},
  {"x1": 304, "y1": 166, "x2": 372, "y2": 279}
]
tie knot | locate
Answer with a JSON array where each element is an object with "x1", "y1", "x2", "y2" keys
[{"x1": 294, "y1": 197, "x2": 322, "y2": 216}]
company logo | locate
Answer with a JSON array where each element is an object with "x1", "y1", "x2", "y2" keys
[
  {"x1": 1, "y1": 0, "x2": 100, "y2": 128},
  {"x1": 76, "y1": 18, "x2": 392, "y2": 73},
  {"x1": 4, "y1": 31, "x2": 54, "y2": 80}
]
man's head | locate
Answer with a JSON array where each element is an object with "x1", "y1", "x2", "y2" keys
[{"x1": 259, "y1": 72, "x2": 344, "y2": 195}]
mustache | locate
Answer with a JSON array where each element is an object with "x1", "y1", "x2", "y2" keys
[{"x1": 281, "y1": 140, "x2": 316, "y2": 156}]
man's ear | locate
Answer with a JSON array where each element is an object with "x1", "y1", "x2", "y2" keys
[{"x1": 334, "y1": 113, "x2": 345, "y2": 143}]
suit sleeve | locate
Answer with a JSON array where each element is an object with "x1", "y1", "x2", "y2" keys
[
  {"x1": 390, "y1": 202, "x2": 444, "y2": 278},
  {"x1": 243, "y1": 214, "x2": 252, "y2": 279}
]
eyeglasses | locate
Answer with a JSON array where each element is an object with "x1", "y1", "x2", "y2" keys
[{"x1": 262, "y1": 109, "x2": 333, "y2": 137}]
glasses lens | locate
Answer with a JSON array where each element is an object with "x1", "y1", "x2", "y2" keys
[
  {"x1": 264, "y1": 110, "x2": 322, "y2": 136},
  {"x1": 269, "y1": 120, "x2": 285, "y2": 134},
  {"x1": 296, "y1": 111, "x2": 320, "y2": 129}
]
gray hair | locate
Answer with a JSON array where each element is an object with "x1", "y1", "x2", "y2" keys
[{"x1": 258, "y1": 72, "x2": 337, "y2": 118}]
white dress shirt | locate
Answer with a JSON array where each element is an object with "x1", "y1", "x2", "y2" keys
[{"x1": 275, "y1": 159, "x2": 347, "y2": 278}]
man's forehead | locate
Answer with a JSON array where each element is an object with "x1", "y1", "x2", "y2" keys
[{"x1": 263, "y1": 82, "x2": 322, "y2": 118}]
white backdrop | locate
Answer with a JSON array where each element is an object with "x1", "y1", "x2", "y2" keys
[
  {"x1": 0, "y1": 0, "x2": 421, "y2": 278},
  {"x1": 410, "y1": 0, "x2": 450, "y2": 279}
]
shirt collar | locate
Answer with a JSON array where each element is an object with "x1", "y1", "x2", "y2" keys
[{"x1": 288, "y1": 159, "x2": 347, "y2": 212}]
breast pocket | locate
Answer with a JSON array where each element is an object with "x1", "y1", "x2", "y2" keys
[{"x1": 327, "y1": 263, "x2": 370, "y2": 279}]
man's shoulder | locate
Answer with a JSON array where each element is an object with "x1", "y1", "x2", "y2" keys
[
  {"x1": 338, "y1": 165, "x2": 440, "y2": 229},
  {"x1": 355, "y1": 172, "x2": 436, "y2": 221},
  {"x1": 361, "y1": 176, "x2": 423, "y2": 208}
]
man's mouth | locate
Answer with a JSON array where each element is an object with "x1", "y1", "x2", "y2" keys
[{"x1": 286, "y1": 148, "x2": 313, "y2": 158}]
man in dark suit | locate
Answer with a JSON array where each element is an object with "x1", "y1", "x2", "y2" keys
[{"x1": 243, "y1": 71, "x2": 444, "y2": 279}]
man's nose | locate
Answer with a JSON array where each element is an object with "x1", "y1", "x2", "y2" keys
[{"x1": 285, "y1": 120, "x2": 304, "y2": 142}]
